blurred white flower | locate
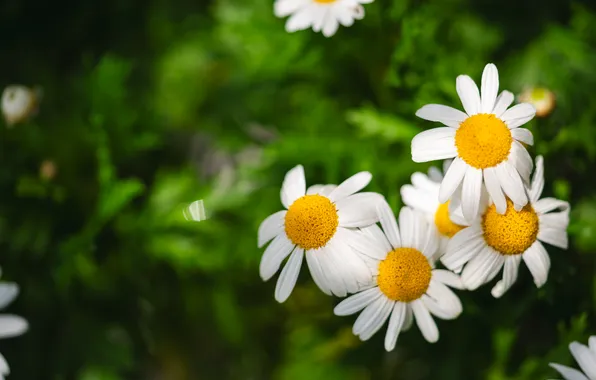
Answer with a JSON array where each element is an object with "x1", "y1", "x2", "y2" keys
[
  {"x1": 274, "y1": 0, "x2": 372, "y2": 38},
  {"x1": 1, "y1": 85, "x2": 42, "y2": 127},
  {"x1": 0, "y1": 282, "x2": 29, "y2": 379}
]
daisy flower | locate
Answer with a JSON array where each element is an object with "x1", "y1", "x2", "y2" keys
[
  {"x1": 274, "y1": 0, "x2": 371, "y2": 38},
  {"x1": 412, "y1": 63, "x2": 537, "y2": 223},
  {"x1": 441, "y1": 155, "x2": 570, "y2": 297},
  {"x1": 400, "y1": 160, "x2": 466, "y2": 259},
  {"x1": 258, "y1": 165, "x2": 384, "y2": 302},
  {"x1": 0, "y1": 281, "x2": 28, "y2": 379},
  {"x1": 550, "y1": 336, "x2": 596, "y2": 380},
  {"x1": 333, "y1": 201, "x2": 464, "y2": 351}
]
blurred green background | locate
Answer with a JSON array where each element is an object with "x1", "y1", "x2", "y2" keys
[{"x1": 1, "y1": 0, "x2": 596, "y2": 378}]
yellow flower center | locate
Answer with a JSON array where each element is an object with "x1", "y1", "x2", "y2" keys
[
  {"x1": 434, "y1": 201, "x2": 465, "y2": 238},
  {"x1": 455, "y1": 113, "x2": 513, "y2": 169},
  {"x1": 313, "y1": 0, "x2": 336, "y2": 3},
  {"x1": 377, "y1": 248, "x2": 432, "y2": 302},
  {"x1": 482, "y1": 200, "x2": 539, "y2": 255},
  {"x1": 284, "y1": 195, "x2": 339, "y2": 250}
]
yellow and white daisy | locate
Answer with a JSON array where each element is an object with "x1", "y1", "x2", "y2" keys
[
  {"x1": 258, "y1": 165, "x2": 384, "y2": 302},
  {"x1": 333, "y1": 201, "x2": 464, "y2": 351},
  {"x1": 412, "y1": 63, "x2": 537, "y2": 223},
  {"x1": 0, "y1": 282, "x2": 28, "y2": 380},
  {"x1": 274, "y1": 0, "x2": 371, "y2": 38},
  {"x1": 550, "y1": 336, "x2": 596, "y2": 380},
  {"x1": 400, "y1": 160, "x2": 466, "y2": 260},
  {"x1": 441, "y1": 155, "x2": 570, "y2": 297}
]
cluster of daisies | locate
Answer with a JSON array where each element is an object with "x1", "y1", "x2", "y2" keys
[{"x1": 257, "y1": 63, "x2": 585, "y2": 379}]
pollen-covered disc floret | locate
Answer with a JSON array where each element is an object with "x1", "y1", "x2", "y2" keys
[
  {"x1": 434, "y1": 201, "x2": 465, "y2": 238},
  {"x1": 455, "y1": 114, "x2": 513, "y2": 169},
  {"x1": 284, "y1": 194, "x2": 339, "y2": 250},
  {"x1": 377, "y1": 248, "x2": 432, "y2": 302},
  {"x1": 482, "y1": 200, "x2": 539, "y2": 255}
]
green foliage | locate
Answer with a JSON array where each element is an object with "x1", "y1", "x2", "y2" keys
[{"x1": 0, "y1": 0, "x2": 595, "y2": 379}]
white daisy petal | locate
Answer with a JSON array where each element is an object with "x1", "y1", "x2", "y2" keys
[
  {"x1": 461, "y1": 247, "x2": 505, "y2": 290},
  {"x1": 383, "y1": 302, "x2": 406, "y2": 351},
  {"x1": 0, "y1": 353, "x2": 7, "y2": 375},
  {"x1": 495, "y1": 161, "x2": 528, "y2": 208},
  {"x1": 360, "y1": 224, "x2": 392, "y2": 254},
  {"x1": 359, "y1": 299, "x2": 394, "y2": 341},
  {"x1": 411, "y1": 128, "x2": 458, "y2": 163},
  {"x1": 511, "y1": 128, "x2": 534, "y2": 146},
  {"x1": 398, "y1": 207, "x2": 416, "y2": 249},
  {"x1": 438, "y1": 157, "x2": 468, "y2": 203},
  {"x1": 484, "y1": 167, "x2": 507, "y2": 214},
  {"x1": 274, "y1": 247, "x2": 304, "y2": 303},
  {"x1": 441, "y1": 224, "x2": 483, "y2": 271},
  {"x1": 337, "y1": 192, "x2": 384, "y2": 227},
  {"x1": 306, "y1": 184, "x2": 324, "y2": 195},
  {"x1": 456, "y1": 74, "x2": 481, "y2": 116},
  {"x1": 421, "y1": 220, "x2": 439, "y2": 259},
  {"x1": 334, "y1": 287, "x2": 383, "y2": 316},
  {"x1": 400, "y1": 185, "x2": 437, "y2": 215},
  {"x1": 353, "y1": 296, "x2": 390, "y2": 336},
  {"x1": 348, "y1": 229, "x2": 387, "y2": 260},
  {"x1": 318, "y1": 247, "x2": 347, "y2": 297},
  {"x1": 274, "y1": 0, "x2": 309, "y2": 17},
  {"x1": 258, "y1": 210, "x2": 287, "y2": 248},
  {"x1": 377, "y1": 200, "x2": 401, "y2": 249},
  {"x1": 425, "y1": 280, "x2": 462, "y2": 319},
  {"x1": 415, "y1": 104, "x2": 468, "y2": 128},
  {"x1": 501, "y1": 103, "x2": 536, "y2": 129},
  {"x1": 530, "y1": 156, "x2": 545, "y2": 202},
  {"x1": 259, "y1": 234, "x2": 295, "y2": 281},
  {"x1": 538, "y1": 224, "x2": 569, "y2": 250},
  {"x1": 433, "y1": 269, "x2": 464, "y2": 289},
  {"x1": 549, "y1": 363, "x2": 590, "y2": 380},
  {"x1": 412, "y1": 171, "x2": 441, "y2": 192},
  {"x1": 570, "y1": 342, "x2": 596, "y2": 379},
  {"x1": 401, "y1": 305, "x2": 414, "y2": 331},
  {"x1": 509, "y1": 141, "x2": 533, "y2": 184},
  {"x1": 534, "y1": 198, "x2": 570, "y2": 215},
  {"x1": 427, "y1": 166, "x2": 444, "y2": 183},
  {"x1": 0, "y1": 315, "x2": 28, "y2": 339},
  {"x1": 322, "y1": 13, "x2": 339, "y2": 37},
  {"x1": 461, "y1": 166, "x2": 483, "y2": 223},
  {"x1": 492, "y1": 90, "x2": 514, "y2": 117},
  {"x1": 281, "y1": 165, "x2": 306, "y2": 209},
  {"x1": 327, "y1": 171, "x2": 372, "y2": 202},
  {"x1": 305, "y1": 250, "x2": 331, "y2": 295},
  {"x1": 411, "y1": 299, "x2": 439, "y2": 343},
  {"x1": 523, "y1": 241, "x2": 551, "y2": 287},
  {"x1": 491, "y1": 254, "x2": 522, "y2": 298},
  {"x1": 0, "y1": 284, "x2": 18, "y2": 310},
  {"x1": 335, "y1": 6, "x2": 355, "y2": 26},
  {"x1": 480, "y1": 64, "x2": 499, "y2": 113},
  {"x1": 311, "y1": 7, "x2": 327, "y2": 32},
  {"x1": 326, "y1": 229, "x2": 373, "y2": 294},
  {"x1": 352, "y1": 4, "x2": 365, "y2": 19},
  {"x1": 589, "y1": 337, "x2": 596, "y2": 356},
  {"x1": 285, "y1": 6, "x2": 315, "y2": 32}
]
